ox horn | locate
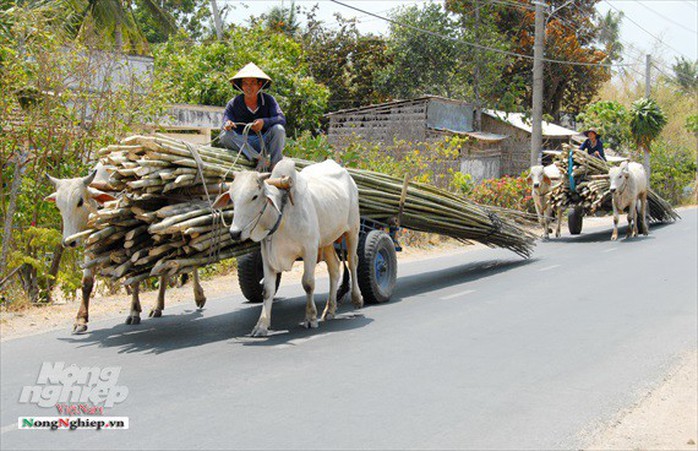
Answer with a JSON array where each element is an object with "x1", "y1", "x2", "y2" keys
[
  {"x1": 265, "y1": 176, "x2": 293, "y2": 190},
  {"x1": 45, "y1": 173, "x2": 60, "y2": 187},
  {"x1": 82, "y1": 169, "x2": 98, "y2": 186}
]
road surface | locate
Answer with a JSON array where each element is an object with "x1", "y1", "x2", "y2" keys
[{"x1": 1, "y1": 209, "x2": 696, "y2": 449}]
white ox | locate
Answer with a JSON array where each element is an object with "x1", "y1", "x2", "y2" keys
[
  {"x1": 214, "y1": 158, "x2": 363, "y2": 337},
  {"x1": 528, "y1": 164, "x2": 563, "y2": 239},
  {"x1": 608, "y1": 161, "x2": 649, "y2": 241},
  {"x1": 45, "y1": 165, "x2": 206, "y2": 333}
]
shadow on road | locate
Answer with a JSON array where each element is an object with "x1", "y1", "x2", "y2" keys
[
  {"x1": 381, "y1": 257, "x2": 535, "y2": 307},
  {"x1": 58, "y1": 292, "x2": 371, "y2": 355},
  {"x1": 58, "y1": 256, "x2": 533, "y2": 354},
  {"x1": 555, "y1": 221, "x2": 673, "y2": 244}
]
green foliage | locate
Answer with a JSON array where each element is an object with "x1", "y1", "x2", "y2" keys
[
  {"x1": 596, "y1": 10, "x2": 624, "y2": 64},
  {"x1": 686, "y1": 114, "x2": 698, "y2": 135},
  {"x1": 468, "y1": 174, "x2": 536, "y2": 214},
  {"x1": 577, "y1": 100, "x2": 631, "y2": 153},
  {"x1": 133, "y1": 0, "x2": 210, "y2": 43},
  {"x1": 377, "y1": 3, "x2": 465, "y2": 99},
  {"x1": 649, "y1": 140, "x2": 697, "y2": 205},
  {"x1": 286, "y1": 133, "x2": 464, "y2": 188},
  {"x1": 1, "y1": 4, "x2": 169, "y2": 297},
  {"x1": 154, "y1": 26, "x2": 329, "y2": 134},
  {"x1": 671, "y1": 57, "x2": 698, "y2": 93},
  {"x1": 449, "y1": 171, "x2": 474, "y2": 198},
  {"x1": 630, "y1": 97, "x2": 668, "y2": 151},
  {"x1": 300, "y1": 11, "x2": 391, "y2": 111},
  {"x1": 6, "y1": 227, "x2": 81, "y2": 302},
  {"x1": 259, "y1": 1, "x2": 300, "y2": 37}
]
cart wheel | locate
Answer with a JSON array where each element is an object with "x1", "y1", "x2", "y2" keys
[
  {"x1": 568, "y1": 206, "x2": 584, "y2": 235},
  {"x1": 357, "y1": 230, "x2": 397, "y2": 304},
  {"x1": 237, "y1": 249, "x2": 281, "y2": 303}
]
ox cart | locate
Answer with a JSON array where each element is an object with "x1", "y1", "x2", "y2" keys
[
  {"x1": 237, "y1": 217, "x2": 400, "y2": 305},
  {"x1": 544, "y1": 147, "x2": 678, "y2": 235}
]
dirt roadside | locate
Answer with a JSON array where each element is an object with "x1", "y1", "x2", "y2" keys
[{"x1": 1, "y1": 207, "x2": 696, "y2": 449}]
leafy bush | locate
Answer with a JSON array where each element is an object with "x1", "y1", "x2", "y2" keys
[
  {"x1": 649, "y1": 140, "x2": 697, "y2": 205},
  {"x1": 154, "y1": 27, "x2": 330, "y2": 135},
  {"x1": 468, "y1": 174, "x2": 535, "y2": 214},
  {"x1": 576, "y1": 100, "x2": 631, "y2": 153},
  {"x1": 286, "y1": 132, "x2": 464, "y2": 188}
]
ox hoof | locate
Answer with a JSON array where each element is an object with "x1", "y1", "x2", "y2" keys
[
  {"x1": 250, "y1": 325, "x2": 270, "y2": 338},
  {"x1": 611, "y1": 234, "x2": 618, "y2": 241},
  {"x1": 125, "y1": 315, "x2": 141, "y2": 325},
  {"x1": 301, "y1": 319, "x2": 319, "y2": 329},
  {"x1": 72, "y1": 324, "x2": 88, "y2": 335},
  {"x1": 148, "y1": 309, "x2": 162, "y2": 318},
  {"x1": 195, "y1": 297, "x2": 207, "y2": 309},
  {"x1": 321, "y1": 312, "x2": 335, "y2": 321},
  {"x1": 352, "y1": 295, "x2": 364, "y2": 309}
]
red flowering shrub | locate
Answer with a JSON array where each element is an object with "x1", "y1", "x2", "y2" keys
[{"x1": 469, "y1": 174, "x2": 536, "y2": 214}]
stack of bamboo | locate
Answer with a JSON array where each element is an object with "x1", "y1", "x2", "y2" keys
[
  {"x1": 549, "y1": 146, "x2": 679, "y2": 222},
  {"x1": 78, "y1": 134, "x2": 536, "y2": 286}
]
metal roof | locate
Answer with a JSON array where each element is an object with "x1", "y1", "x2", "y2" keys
[{"x1": 483, "y1": 109, "x2": 580, "y2": 138}]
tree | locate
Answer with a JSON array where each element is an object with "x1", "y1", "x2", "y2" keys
[
  {"x1": 377, "y1": 3, "x2": 467, "y2": 100},
  {"x1": 671, "y1": 57, "x2": 698, "y2": 93},
  {"x1": 261, "y1": 1, "x2": 301, "y2": 37},
  {"x1": 630, "y1": 97, "x2": 668, "y2": 182},
  {"x1": 301, "y1": 10, "x2": 390, "y2": 112},
  {"x1": 155, "y1": 26, "x2": 329, "y2": 135},
  {"x1": 444, "y1": 0, "x2": 521, "y2": 113},
  {"x1": 132, "y1": 0, "x2": 212, "y2": 43},
  {"x1": 45, "y1": 0, "x2": 179, "y2": 54},
  {"x1": 1, "y1": 3, "x2": 168, "y2": 298},
  {"x1": 447, "y1": 0, "x2": 611, "y2": 119},
  {"x1": 576, "y1": 100, "x2": 630, "y2": 153},
  {"x1": 596, "y1": 10, "x2": 624, "y2": 64}
]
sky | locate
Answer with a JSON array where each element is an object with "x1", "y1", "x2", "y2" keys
[{"x1": 223, "y1": 0, "x2": 698, "y2": 74}]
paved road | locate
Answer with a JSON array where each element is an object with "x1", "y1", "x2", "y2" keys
[{"x1": 1, "y1": 209, "x2": 696, "y2": 450}]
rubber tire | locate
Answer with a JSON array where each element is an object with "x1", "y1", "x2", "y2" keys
[
  {"x1": 567, "y1": 206, "x2": 584, "y2": 235},
  {"x1": 357, "y1": 230, "x2": 397, "y2": 304},
  {"x1": 237, "y1": 249, "x2": 281, "y2": 303}
]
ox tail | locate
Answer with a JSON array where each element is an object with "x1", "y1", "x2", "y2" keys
[{"x1": 336, "y1": 237, "x2": 350, "y2": 303}]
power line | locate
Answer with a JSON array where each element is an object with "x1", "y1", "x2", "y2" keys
[
  {"x1": 603, "y1": 0, "x2": 692, "y2": 60},
  {"x1": 635, "y1": 0, "x2": 697, "y2": 34},
  {"x1": 329, "y1": 0, "x2": 633, "y2": 68}
]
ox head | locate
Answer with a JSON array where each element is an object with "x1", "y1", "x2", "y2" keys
[
  {"x1": 213, "y1": 170, "x2": 294, "y2": 242},
  {"x1": 527, "y1": 165, "x2": 551, "y2": 190},
  {"x1": 45, "y1": 171, "x2": 116, "y2": 247},
  {"x1": 609, "y1": 161, "x2": 629, "y2": 194}
]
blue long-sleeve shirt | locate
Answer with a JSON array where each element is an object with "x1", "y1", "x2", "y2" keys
[
  {"x1": 222, "y1": 93, "x2": 286, "y2": 134},
  {"x1": 579, "y1": 138, "x2": 606, "y2": 161}
]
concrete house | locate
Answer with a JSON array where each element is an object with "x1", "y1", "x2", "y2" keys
[{"x1": 325, "y1": 96, "x2": 507, "y2": 183}]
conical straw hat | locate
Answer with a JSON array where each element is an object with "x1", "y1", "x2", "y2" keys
[{"x1": 229, "y1": 62, "x2": 272, "y2": 91}]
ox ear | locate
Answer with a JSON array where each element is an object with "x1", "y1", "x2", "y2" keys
[
  {"x1": 526, "y1": 172, "x2": 533, "y2": 183},
  {"x1": 212, "y1": 192, "x2": 231, "y2": 209},
  {"x1": 82, "y1": 169, "x2": 98, "y2": 187},
  {"x1": 44, "y1": 192, "x2": 57, "y2": 203},
  {"x1": 87, "y1": 187, "x2": 116, "y2": 205},
  {"x1": 543, "y1": 175, "x2": 551, "y2": 185}
]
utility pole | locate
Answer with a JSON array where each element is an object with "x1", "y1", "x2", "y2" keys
[
  {"x1": 645, "y1": 54, "x2": 651, "y2": 98},
  {"x1": 530, "y1": 0, "x2": 546, "y2": 166},
  {"x1": 210, "y1": 0, "x2": 224, "y2": 40},
  {"x1": 473, "y1": 0, "x2": 482, "y2": 130}
]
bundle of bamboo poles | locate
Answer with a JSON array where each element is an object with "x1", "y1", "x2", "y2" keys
[
  {"x1": 550, "y1": 145, "x2": 679, "y2": 223},
  {"x1": 78, "y1": 134, "x2": 536, "y2": 286}
]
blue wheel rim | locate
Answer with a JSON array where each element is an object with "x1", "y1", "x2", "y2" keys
[{"x1": 374, "y1": 249, "x2": 390, "y2": 291}]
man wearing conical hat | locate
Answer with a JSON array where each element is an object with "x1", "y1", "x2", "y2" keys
[
  {"x1": 219, "y1": 62, "x2": 286, "y2": 171},
  {"x1": 578, "y1": 128, "x2": 606, "y2": 161}
]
